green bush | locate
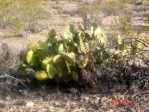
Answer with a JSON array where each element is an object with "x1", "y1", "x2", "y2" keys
[
  {"x1": 20, "y1": 23, "x2": 148, "y2": 89},
  {"x1": 21, "y1": 23, "x2": 105, "y2": 82}
]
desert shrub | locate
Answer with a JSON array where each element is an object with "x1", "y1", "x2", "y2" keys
[
  {"x1": 0, "y1": 43, "x2": 21, "y2": 94},
  {"x1": 20, "y1": 23, "x2": 149, "y2": 90},
  {"x1": 0, "y1": 0, "x2": 42, "y2": 37},
  {"x1": 20, "y1": 23, "x2": 105, "y2": 87}
]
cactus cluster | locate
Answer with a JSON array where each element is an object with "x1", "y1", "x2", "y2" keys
[
  {"x1": 21, "y1": 23, "x2": 105, "y2": 81},
  {"x1": 21, "y1": 23, "x2": 148, "y2": 82}
]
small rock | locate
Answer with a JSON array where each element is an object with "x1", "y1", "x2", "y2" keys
[
  {"x1": 68, "y1": 88, "x2": 78, "y2": 95},
  {"x1": 41, "y1": 85, "x2": 47, "y2": 90},
  {"x1": 6, "y1": 96, "x2": 11, "y2": 100},
  {"x1": 26, "y1": 102, "x2": 34, "y2": 107},
  {"x1": 19, "y1": 90, "x2": 28, "y2": 95}
]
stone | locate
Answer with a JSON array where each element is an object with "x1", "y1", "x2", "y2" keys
[{"x1": 26, "y1": 102, "x2": 34, "y2": 107}]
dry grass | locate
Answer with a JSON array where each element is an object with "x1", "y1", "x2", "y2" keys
[
  {"x1": 0, "y1": 0, "x2": 43, "y2": 37},
  {"x1": 0, "y1": 43, "x2": 20, "y2": 93}
]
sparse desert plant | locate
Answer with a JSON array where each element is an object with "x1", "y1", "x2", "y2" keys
[
  {"x1": 0, "y1": 43, "x2": 21, "y2": 94},
  {"x1": 80, "y1": 0, "x2": 133, "y2": 28},
  {"x1": 0, "y1": 0, "x2": 43, "y2": 37}
]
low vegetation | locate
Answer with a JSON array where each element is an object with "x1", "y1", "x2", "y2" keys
[
  {"x1": 20, "y1": 23, "x2": 105, "y2": 86},
  {"x1": 20, "y1": 23, "x2": 149, "y2": 90},
  {"x1": 81, "y1": 0, "x2": 133, "y2": 27}
]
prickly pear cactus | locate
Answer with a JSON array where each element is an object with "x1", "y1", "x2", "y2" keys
[{"x1": 21, "y1": 23, "x2": 105, "y2": 82}]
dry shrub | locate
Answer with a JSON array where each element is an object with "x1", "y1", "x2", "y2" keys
[{"x1": 0, "y1": 43, "x2": 22, "y2": 94}]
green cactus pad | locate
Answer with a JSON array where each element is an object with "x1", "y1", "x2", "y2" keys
[
  {"x1": 26, "y1": 50, "x2": 34, "y2": 64},
  {"x1": 33, "y1": 71, "x2": 49, "y2": 81}
]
